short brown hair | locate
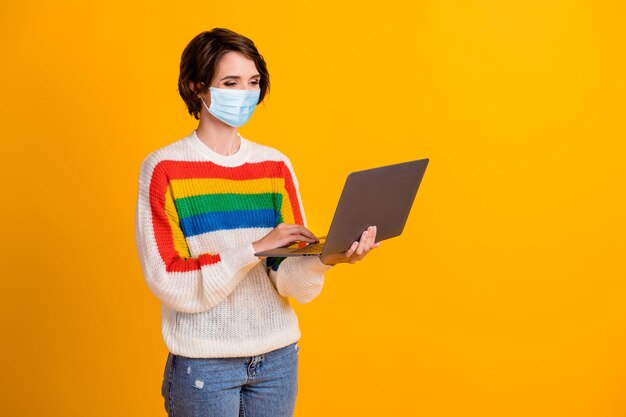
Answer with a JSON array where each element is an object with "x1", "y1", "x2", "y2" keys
[{"x1": 178, "y1": 28, "x2": 271, "y2": 120}]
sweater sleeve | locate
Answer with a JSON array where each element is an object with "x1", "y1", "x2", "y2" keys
[
  {"x1": 135, "y1": 155, "x2": 262, "y2": 313},
  {"x1": 266, "y1": 154, "x2": 334, "y2": 304}
]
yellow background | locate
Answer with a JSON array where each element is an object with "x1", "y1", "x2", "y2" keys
[{"x1": 1, "y1": 0, "x2": 625, "y2": 416}]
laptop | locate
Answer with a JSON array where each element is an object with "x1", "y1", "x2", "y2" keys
[{"x1": 254, "y1": 158, "x2": 429, "y2": 264}]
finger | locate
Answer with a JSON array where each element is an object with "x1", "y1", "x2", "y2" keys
[
  {"x1": 354, "y1": 228, "x2": 377, "y2": 260},
  {"x1": 365, "y1": 226, "x2": 375, "y2": 251},
  {"x1": 345, "y1": 241, "x2": 358, "y2": 257},
  {"x1": 355, "y1": 229, "x2": 370, "y2": 256},
  {"x1": 290, "y1": 234, "x2": 318, "y2": 243},
  {"x1": 276, "y1": 223, "x2": 318, "y2": 240},
  {"x1": 278, "y1": 234, "x2": 316, "y2": 248},
  {"x1": 363, "y1": 227, "x2": 376, "y2": 252},
  {"x1": 355, "y1": 244, "x2": 368, "y2": 259},
  {"x1": 368, "y1": 226, "x2": 377, "y2": 248},
  {"x1": 282, "y1": 226, "x2": 317, "y2": 242},
  {"x1": 293, "y1": 226, "x2": 318, "y2": 242}
]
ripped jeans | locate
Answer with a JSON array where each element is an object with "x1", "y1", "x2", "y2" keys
[{"x1": 161, "y1": 342, "x2": 299, "y2": 417}]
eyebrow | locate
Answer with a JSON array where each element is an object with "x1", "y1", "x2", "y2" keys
[{"x1": 220, "y1": 73, "x2": 261, "y2": 81}]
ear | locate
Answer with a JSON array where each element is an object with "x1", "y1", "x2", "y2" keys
[{"x1": 189, "y1": 80, "x2": 205, "y2": 94}]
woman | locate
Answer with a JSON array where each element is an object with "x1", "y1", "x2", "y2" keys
[{"x1": 134, "y1": 28, "x2": 379, "y2": 417}]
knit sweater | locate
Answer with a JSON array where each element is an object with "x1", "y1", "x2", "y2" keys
[{"x1": 134, "y1": 129, "x2": 333, "y2": 358}]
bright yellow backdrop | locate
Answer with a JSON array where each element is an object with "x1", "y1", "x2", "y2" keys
[{"x1": 1, "y1": 1, "x2": 625, "y2": 416}]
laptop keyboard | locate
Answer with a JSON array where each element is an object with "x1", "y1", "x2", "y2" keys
[{"x1": 292, "y1": 242, "x2": 325, "y2": 254}]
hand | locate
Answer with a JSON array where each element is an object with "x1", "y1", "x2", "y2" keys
[
  {"x1": 320, "y1": 226, "x2": 381, "y2": 266},
  {"x1": 253, "y1": 223, "x2": 319, "y2": 255}
]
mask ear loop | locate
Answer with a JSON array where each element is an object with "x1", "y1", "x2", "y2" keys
[
  {"x1": 196, "y1": 81, "x2": 207, "y2": 98},
  {"x1": 196, "y1": 82, "x2": 210, "y2": 117},
  {"x1": 196, "y1": 82, "x2": 211, "y2": 112}
]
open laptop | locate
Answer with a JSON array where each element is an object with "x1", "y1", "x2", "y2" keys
[{"x1": 254, "y1": 158, "x2": 429, "y2": 263}]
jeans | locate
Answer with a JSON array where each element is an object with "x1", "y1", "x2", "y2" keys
[{"x1": 161, "y1": 342, "x2": 299, "y2": 417}]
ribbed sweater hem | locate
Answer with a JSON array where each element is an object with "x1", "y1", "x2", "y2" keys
[{"x1": 163, "y1": 326, "x2": 302, "y2": 358}]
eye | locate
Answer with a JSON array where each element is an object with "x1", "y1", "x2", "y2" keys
[
  {"x1": 225, "y1": 82, "x2": 236, "y2": 86},
  {"x1": 251, "y1": 80, "x2": 260, "y2": 85}
]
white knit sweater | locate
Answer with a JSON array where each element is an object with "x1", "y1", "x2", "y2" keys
[{"x1": 134, "y1": 130, "x2": 333, "y2": 358}]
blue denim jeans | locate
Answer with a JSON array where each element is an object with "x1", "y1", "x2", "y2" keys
[{"x1": 161, "y1": 341, "x2": 299, "y2": 417}]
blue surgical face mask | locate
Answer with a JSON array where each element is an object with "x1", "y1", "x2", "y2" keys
[{"x1": 199, "y1": 86, "x2": 261, "y2": 127}]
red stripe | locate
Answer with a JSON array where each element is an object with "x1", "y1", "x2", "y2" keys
[
  {"x1": 149, "y1": 163, "x2": 222, "y2": 272},
  {"x1": 148, "y1": 159, "x2": 291, "y2": 273},
  {"x1": 199, "y1": 253, "x2": 222, "y2": 267},
  {"x1": 281, "y1": 164, "x2": 304, "y2": 226},
  {"x1": 280, "y1": 163, "x2": 308, "y2": 249},
  {"x1": 157, "y1": 160, "x2": 286, "y2": 181}
]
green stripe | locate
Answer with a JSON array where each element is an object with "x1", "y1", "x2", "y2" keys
[{"x1": 175, "y1": 193, "x2": 283, "y2": 219}]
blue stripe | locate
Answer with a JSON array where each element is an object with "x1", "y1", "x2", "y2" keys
[
  {"x1": 266, "y1": 256, "x2": 287, "y2": 271},
  {"x1": 180, "y1": 209, "x2": 278, "y2": 237}
]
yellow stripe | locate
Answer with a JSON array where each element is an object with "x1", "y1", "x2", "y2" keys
[
  {"x1": 170, "y1": 177, "x2": 295, "y2": 226},
  {"x1": 280, "y1": 191, "x2": 296, "y2": 225},
  {"x1": 281, "y1": 191, "x2": 294, "y2": 225},
  {"x1": 165, "y1": 184, "x2": 192, "y2": 258},
  {"x1": 170, "y1": 178, "x2": 279, "y2": 197}
]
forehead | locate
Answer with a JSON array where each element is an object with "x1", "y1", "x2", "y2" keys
[{"x1": 215, "y1": 51, "x2": 258, "y2": 76}]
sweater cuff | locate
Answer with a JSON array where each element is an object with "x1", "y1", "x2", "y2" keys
[
  {"x1": 220, "y1": 242, "x2": 262, "y2": 274},
  {"x1": 302, "y1": 256, "x2": 334, "y2": 272}
]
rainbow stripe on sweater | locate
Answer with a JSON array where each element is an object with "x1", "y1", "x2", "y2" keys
[{"x1": 149, "y1": 160, "x2": 303, "y2": 273}]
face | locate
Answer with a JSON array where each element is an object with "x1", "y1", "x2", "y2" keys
[
  {"x1": 211, "y1": 51, "x2": 261, "y2": 90},
  {"x1": 193, "y1": 51, "x2": 261, "y2": 107}
]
